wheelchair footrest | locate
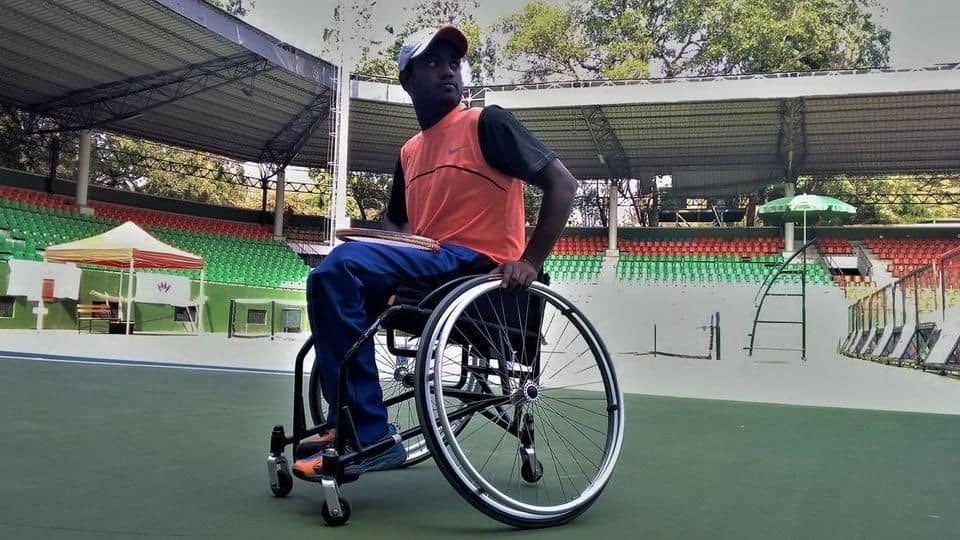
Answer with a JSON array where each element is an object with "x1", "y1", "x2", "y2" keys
[{"x1": 291, "y1": 466, "x2": 360, "y2": 485}]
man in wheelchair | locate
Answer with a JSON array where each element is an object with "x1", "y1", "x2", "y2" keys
[{"x1": 293, "y1": 24, "x2": 577, "y2": 479}]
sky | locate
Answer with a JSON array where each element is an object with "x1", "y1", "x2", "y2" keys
[{"x1": 245, "y1": 0, "x2": 960, "y2": 72}]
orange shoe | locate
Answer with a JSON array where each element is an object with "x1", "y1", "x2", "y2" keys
[{"x1": 292, "y1": 450, "x2": 325, "y2": 480}]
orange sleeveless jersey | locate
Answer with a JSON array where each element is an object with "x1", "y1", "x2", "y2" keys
[{"x1": 399, "y1": 106, "x2": 525, "y2": 264}]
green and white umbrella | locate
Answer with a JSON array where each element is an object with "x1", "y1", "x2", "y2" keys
[{"x1": 758, "y1": 194, "x2": 857, "y2": 246}]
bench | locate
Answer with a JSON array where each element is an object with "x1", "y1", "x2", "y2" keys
[{"x1": 76, "y1": 303, "x2": 120, "y2": 333}]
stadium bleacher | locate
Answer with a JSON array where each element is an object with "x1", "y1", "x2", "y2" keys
[
  {"x1": 89, "y1": 200, "x2": 271, "y2": 239},
  {"x1": 7, "y1": 183, "x2": 955, "y2": 292},
  {"x1": 619, "y1": 237, "x2": 783, "y2": 257},
  {"x1": 543, "y1": 254, "x2": 603, "y2": 281},
  {"x1": 616, "y1": 255, "x2": 832, "y2": 284},
  {"x1": 864, "y1": 238, "x2": 960, "y2": 278},
  {"x1": 542, "y1": 234, "x2": 833, "y2": 285},
  {"x1": 0, "y1": 186, "x2": 309, "y2": 289},
  {"x1": 817, "y1": 238, "x2": 855, "y2": 255}
]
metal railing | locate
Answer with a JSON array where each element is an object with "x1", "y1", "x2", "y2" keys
[
  {"x1": 855, "y1": 244, "x2": 873, "y2": 278},
  {"x1": 939, "y1": 245, "x2": 960, "y2": 321}
]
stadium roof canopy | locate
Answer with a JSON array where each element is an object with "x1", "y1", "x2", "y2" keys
[
  {"x1": 0, "y1": 0, "x2": 338, "y2": 177},
  {"x1": 358, "y1": 65, "x2": 960, "y2": 196},
  {"x1": 1, "y1": 0, "x2": 959, "y2": 196}
]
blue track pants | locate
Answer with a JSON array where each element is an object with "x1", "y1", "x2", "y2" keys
[{"x1": 306, "y1": 241, "x2": 492, "y2": 444}]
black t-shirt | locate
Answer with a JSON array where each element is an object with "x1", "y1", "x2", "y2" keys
[{"x1": 386, "y1": 105, "x2": 556, "y2": 225}]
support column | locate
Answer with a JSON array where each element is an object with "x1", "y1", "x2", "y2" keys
[
  {"x1": 75, "y1": 130, "x2": 92, "y2": 214},
  {"x1": 648, "y1": 182, "x2": 659, "y2": 228},
  {"x1": 260, "y1": 176, "x2": 268, "y2": 215},
  {"x1": 606, "y1": 180, "x2": 619, "y2": 256},
  {"x1": 332, "y1": 62, "x2": 350, "y2": 241},
  {"x1": 784, "y1": 179, "x2": 796, "y2": 252},
  {"x1": 46, "y1": 135, "x2": 60, "y2": 194},
  {"x1": 125, "y1": 259, "x2": 134, "y2": 336},
  {"x1": 746, "y1": 193, "x2": 757, "y2": 227},
  {"x1": 273, "y1": 168, "x2": 286, "y2": 240},
  {"x1": 777, "y1": 97, "x2": 805, "y2": 255}
]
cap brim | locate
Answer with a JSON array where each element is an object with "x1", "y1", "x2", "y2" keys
[{"x1": 431, "y1": 25, "x2": 469, "y2": 57}]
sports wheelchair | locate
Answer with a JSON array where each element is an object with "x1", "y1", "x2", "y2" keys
[{"x1": 267, "y1": 273, "x2": 624, "y2": 528}]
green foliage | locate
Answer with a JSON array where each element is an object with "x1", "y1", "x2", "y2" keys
[
  {"x1": 307, "y1": 168, "x2": 392, "y2": 220},
  {"x1": 498, "y1": 0, "x2": 890, "y2": 81},
  {"x1": 523, "y1": 182, "x2": 544, "y2": 225},
  {"x1": 0, "y1": 107, "x2": 77, "y2": 177},
  {"x1": 697, "y1": 0, "x2": 891, "y2": 75},
  {"x1": 347, "y1": 172, "x2": 391, "y2": 221},
  {"x1": 798, "y1": 175, "x2": 960, "y2": 225},
  {"x1": 331, "y1": 0, "x2": 498, "y2": 84},
  {"x1": 205, "y1": 0, "x2": 254, "y2": 17},
  {"x1": 499, "y1": 2, "x2": 602, "y2": 82}
]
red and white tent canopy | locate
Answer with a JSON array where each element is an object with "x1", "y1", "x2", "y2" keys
[
  {"x1": 44, "y1": 221, "x2": 203, "y2": 269},
  {"x1": 44, "y1": 221, "x2": 205, "y2": 334}
]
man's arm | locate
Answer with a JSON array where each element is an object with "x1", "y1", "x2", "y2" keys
[
  {"x1": 520, "y1": 159, "x2": 576, "y2": 269},
  {"x1": 477, "y1": 105, "x2": 576, "y2": 287},
  {"x1": 500, "y1": 159, "x2": 575, "y2": 288},
  {"x1": 384, "y1": 159, "x2": 412, "y2": 234}
]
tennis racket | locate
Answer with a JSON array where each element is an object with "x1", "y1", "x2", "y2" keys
[{"x1": 335, "y1": 227, "x2": 440, "y2": 252}]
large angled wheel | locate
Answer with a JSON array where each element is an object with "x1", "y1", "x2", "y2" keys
[{"x1": 414, "y1": 276, "x2": 624, "y2": 528}]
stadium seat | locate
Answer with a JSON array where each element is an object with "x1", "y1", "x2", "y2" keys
[
  {"x1": 864, "y1": 238, "x2": 960, "y2": 278},
  {"x1": 0, "y1": 188, "x2": 309, "y2": 289}
]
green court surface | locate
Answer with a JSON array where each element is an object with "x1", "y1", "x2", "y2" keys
[{"x1": 1, "y1": 357, "x2": 957, "y2": 539}]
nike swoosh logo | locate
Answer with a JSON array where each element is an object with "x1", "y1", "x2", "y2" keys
[{"x1": 447, "y1": 146, "x2": 464, "y2": 155}]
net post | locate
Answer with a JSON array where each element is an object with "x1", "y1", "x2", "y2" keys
[
  {"x1": 802, "y1": 247, "x2": 807, "y2": 361},
  {"x1": 715, "y1": 311, "x2": 721, "y2": 361},
  {"x1": 270, "y1": 300, "x2": 276, "y2": 340},
  {"x1": 228, "y1": 299, "x2": 234, "y2": 338}
]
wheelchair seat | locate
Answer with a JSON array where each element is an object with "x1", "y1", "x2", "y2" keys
[{"x1": 378, "y1": 267, "x2": 551, "y2": 364}]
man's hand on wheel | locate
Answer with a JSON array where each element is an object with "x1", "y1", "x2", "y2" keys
[{"x1": 494, "y1": 259, "x2": 538, "y2": 289}]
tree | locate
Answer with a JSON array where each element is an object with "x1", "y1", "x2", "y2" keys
[
  {"x1": 205, "y1": 0, "x2": 254, "y2": 17},
  {"x1": 325, "y1": 0, "x2": 498, "y2": 84},
  {"x1": 497, "y1": 0, "x2": 890, "y2": 82},
  {"x1": 0, "y1": 106, "x2": 74, "y2": 177},
  {"x1": 798, "y1": 175, "x2": 960, "y2": 225},
  {"x1": 498, "y1": 1, "x2": 652, "y2": 82},
  {"x1": 131, "y1": 144, "x2": 250, "y2": 207},
  {"x1": 346, "y1": 172, "x2": 391, "y2": 221},
  {"x1": 696, "y1": 0, "x2": 890, "y2": 75}
]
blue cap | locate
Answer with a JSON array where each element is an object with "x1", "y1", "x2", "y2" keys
[{"x1": 397, "y1": 25, "x2": 469, "y2": 73}]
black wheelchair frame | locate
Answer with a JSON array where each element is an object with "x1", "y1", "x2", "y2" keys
[
  {"x1": 267, "y1": 270, "x2": 624, "y2": 529},
  {"x1": 268, "y1": 273, "x2": 550, "y2": 523}
]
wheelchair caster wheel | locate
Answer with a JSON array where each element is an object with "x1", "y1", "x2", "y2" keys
[
  {"x1": 321, "y1": 497, "x2": 351, "y2": 526},
  {"x1": 268, "y1": 456, "x2": 293, "y2": 497},
  {"x1": 521, "y1": 459, "x2": 543, "y2": 483}
]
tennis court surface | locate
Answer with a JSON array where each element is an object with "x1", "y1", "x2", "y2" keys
[{"x1": 2, "y1": 356, "x2": 958, "y2": 539}]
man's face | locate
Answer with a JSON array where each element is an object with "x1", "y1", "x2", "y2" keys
[{"x1": 401, "y1": 40, "x2": 464, "y2": 110}]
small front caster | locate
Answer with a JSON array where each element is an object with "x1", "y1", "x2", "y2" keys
[
  {"x1": 267, "y1": 455, "x2": 293, "y2": 497},
  {"x1": 521, "y1": 458, "x2": 543, "y2": 483},
  {"x1": 321, "y1": 497, "x2": 351, "y2": 526}
]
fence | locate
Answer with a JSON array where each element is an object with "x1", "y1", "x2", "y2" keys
[
  {"x1": 940, "y1": 246, "x2": 960, "y2": 317},
  {"x1": 845, "y1": 245, "x2": 960, "y2": 366}
]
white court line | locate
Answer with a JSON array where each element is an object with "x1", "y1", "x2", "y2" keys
[{"x1": 0, "y1": 351, "x2": 297, "y2": 376}]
